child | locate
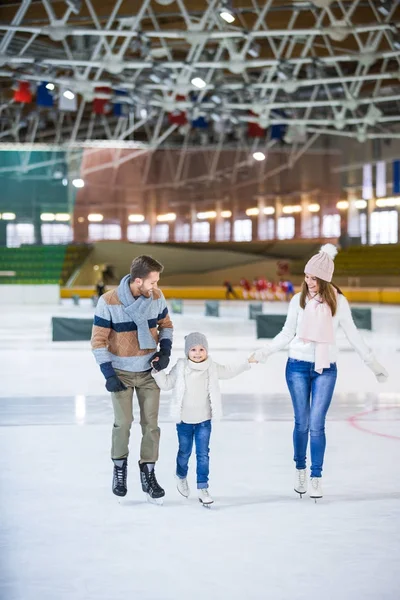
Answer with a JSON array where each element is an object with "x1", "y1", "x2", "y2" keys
[{"x1": 152, "y1": 332, "x2": 255, "y2": 506}]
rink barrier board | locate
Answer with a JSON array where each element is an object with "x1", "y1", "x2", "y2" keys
[
  {"x1": 52, "y1": 317, "x2": 93, "y2": 341},
  {"x1": 60, "y1": 286, "x2": 400, "y2": 304}
]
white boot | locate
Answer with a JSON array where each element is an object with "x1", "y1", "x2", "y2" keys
[
  {"x1": 176, "y1": 475, "x2": 190, "y2": 498},
  {"x1": 309, "y1": 477, "x2": 323, "y2": 500},
  {"x1": 294, "y1": 468, "x2": 307, "y2": 496},
  {"x1": 198, "y1": 488, "x2": 214, "y2": 506}
]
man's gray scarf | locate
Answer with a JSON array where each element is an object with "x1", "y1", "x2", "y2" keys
[{"x1": 117, "y1": 274, "x2": 157, "y2": 350}]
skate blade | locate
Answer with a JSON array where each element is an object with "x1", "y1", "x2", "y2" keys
[
  {"x1": 177, "y1": 487, "x2": 190, "y2": 498},
  {"x1": 146, "y1": 494, "x2": 164, "y2": 506},
  {"x1": 198, "y1": 499, "x2": 214, "y2": 508},
  {"x1": 294, "y1": 489, "x2": 306, "y2": 498}
]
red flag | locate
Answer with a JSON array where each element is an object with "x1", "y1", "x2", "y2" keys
[
  {"x1": 14, "y1": 81, "x2": 32, "y2": 103},
  {"x1": 247, "y1": 110, "x2": 265, "y2": 138},
  {"x1": 93, "y1": 86, "x2": 112, "y2": 115},
  {"x1": 168, "y1": 94, "x2": 187, "y2": 125}
]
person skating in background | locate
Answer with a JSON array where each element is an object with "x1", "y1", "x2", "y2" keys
[
  {"x1": 152, "y1": 332, "x2": 256, "y2": 507},
  {"x1": 223, "y1": 280, "x2": 239, "y2": 300},
  {"x1": 91, "y1": 255, "x2": 173, "y2": 503},
  {"x1": 239, "y1": 277, "x2": 252, "y2": 299},
  {"x1": 251, "y1": 244, "x2": 388, "y2": 501}
]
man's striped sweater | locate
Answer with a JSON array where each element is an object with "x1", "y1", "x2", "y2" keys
[{"x1": 91, "y1": 275, "x2": 173, "y2": 378}]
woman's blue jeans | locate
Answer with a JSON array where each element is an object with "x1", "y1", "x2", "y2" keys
[
  {"x1": 285, "y1": 358, "x2": 337, "y2": 478},
  {"x1": 176, "y1": 420, "x2": 211, "y2": 489}
]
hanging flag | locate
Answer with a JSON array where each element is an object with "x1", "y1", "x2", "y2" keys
[
  {"x1": 247, "y1": 111, "x2": 265, "y2": 138},
  {"x1": 270, "y1": 110, "x2": 287, "y2": 141},
  {"x1": 168, "y1": 94, "x2": 187, "y2": 125},
  {"x1": 393, "y1": 160, "x2": 400, "y2": 194},
  {"x1": 36, "y1": 82, "x2": 54, "y2": 108},
  {"x1": 113, "y1": 89, "x2": 129, "y2": 117},
  {"x1": 375, "y1": 161, "x2": 386, "y2": 198},
  {"x1": 13, "y1": 81, "x2": 32, "y2": 103},
  {"x1": 58, "y1": 86, "x2": 77, "y2": 111},
  {"x1": 93, "y1": 86, "x2": 112, "y2": 115},
  {"x1": 192, "y1": 115, "x2": 208, "y2": 129},
  {"x1": 362, "y1": 163, "x2": 373, "y2": 200}
]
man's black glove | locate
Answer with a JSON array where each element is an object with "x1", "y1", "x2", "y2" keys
[
  {"x1": 151, "y1": 348, "x2": 171, "y2": 372},
  {"x1": 105, "y1": 375, "x2": 127, "y2": 393}
]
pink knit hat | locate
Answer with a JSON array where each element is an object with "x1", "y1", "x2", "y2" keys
[{"x1": 304, "y1": 244, "x2": 338, "y2": 282}]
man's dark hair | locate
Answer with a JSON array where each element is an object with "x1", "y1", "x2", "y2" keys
[{"x1": 130, "y1": 255, "x2": 164, "y2": 281}]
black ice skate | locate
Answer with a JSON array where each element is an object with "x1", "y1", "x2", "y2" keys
[
  {"x1": 112, "y1": 458, "x2": 128, "y2": 497},
  {"x1": 138, "y1": 461, "x2": 165, "y2": 505}
]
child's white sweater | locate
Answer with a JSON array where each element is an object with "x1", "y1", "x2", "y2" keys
[{"x1": 152, "y1": 357, "x2": 250, "y2": 423}]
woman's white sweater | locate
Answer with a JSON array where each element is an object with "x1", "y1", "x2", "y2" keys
[
  {"x1": 254, "y1": 292, "x2": 374, "y2": 365},
  {"x1": 152, "y1": 357, "x2": 251, "y2": 423}
]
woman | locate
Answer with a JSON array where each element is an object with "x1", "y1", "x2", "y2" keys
[{"x1": 251, "y1": 244, "x2": 388, "y2": 500}]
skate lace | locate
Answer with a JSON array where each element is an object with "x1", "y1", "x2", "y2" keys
[
  {"x1": 148, "y1": 469, "x2": 162, "y2": 493},
  {"x1": 298, "y1": 470, "x2": 306, "y2": 485},
  {"x1": 311, "y1": 477, "x2": 319, "y2": 489},
  {"x1": 201, "y1": 489, "x2": 210, "y2": 497},
  {"x1": 115, "y1": 464, "x2": 127, "y2": 486}
]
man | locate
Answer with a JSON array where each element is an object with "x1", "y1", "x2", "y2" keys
[{"x1": 91, "y1": 255, "x2": 173, "y2": 503}]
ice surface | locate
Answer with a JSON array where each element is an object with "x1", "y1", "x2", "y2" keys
[{"x1": 0, "y1": 300, "x2": 399, "y2": 600}]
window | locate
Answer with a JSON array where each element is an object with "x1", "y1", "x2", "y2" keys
[
  {"x1": 370, "y1": 211, "x2": 398, "y2": 244},
  {"x1": 192, "y1": 221, "x2": 210, "y2": 242},
  {"x1": 322, "y1": 214, "x2": 340, "y2": 238},
  {"x1": 234, "y1": 219, "x2": 252, "y2": 242},
  {"x1": 127, "y1": 224, "x2": 150, "y2": 243},
  {"x1": 360, "y1": 213, "x2": 367, "y2": 245},
  {"x1": 216, "y1": 220, "x2": 230, "y2": 241},
  {"x1": 277, "y1": 217, "x2": 295, "y2": 240},
  {"x1": 6, "y1": 223, "x2": 35, "y2": 247},
  {"x1": 174, "y1": 223, "x2": 190, "y2": 242},
  {"x1": 153, "y1": 224, "x2": 169, "y2": 243},
  {"x1": 41, "y1": 224, "x2": 73, "y2": 245},
  {"x1": 267, "y1": 218, "x2": 274, "y2": 239},
  {"x1": 89, "y1": 224, "x2": 121, "y2": 241}
]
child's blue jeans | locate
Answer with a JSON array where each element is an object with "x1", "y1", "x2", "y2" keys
[
  {"x1": 285, "y1": 358, "x2": 337, "y2": 478},
  {"x1": 176, "y1": 420, "x2": 212, "y2": 489}
]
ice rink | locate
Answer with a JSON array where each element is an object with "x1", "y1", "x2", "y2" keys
[{"x1": 1, "y1": 299, "x2": 399, "y2": 600}]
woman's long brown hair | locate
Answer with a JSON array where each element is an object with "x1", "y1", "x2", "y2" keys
[{"x1": 300, "y1": 279, "x2": 343, "y2": 316}]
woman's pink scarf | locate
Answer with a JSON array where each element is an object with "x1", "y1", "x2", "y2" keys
[{"x1": 299, "y1": 294, "x2": 335, "y2": 374}]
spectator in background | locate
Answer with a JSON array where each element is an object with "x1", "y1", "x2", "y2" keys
[
  {"x1": 96, "y1": 280, "x2": 105, "y2": 298},
  {"x1": 239, "y1": 277, "x2": 252, "y2": 299},
  {"x1": 223, "y1": 280, "x2": 239, "y2": 300}
]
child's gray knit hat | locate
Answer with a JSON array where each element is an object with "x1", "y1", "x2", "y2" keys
[{"x1": 184, "y1": 332, "x2": 209, "y2": 356}]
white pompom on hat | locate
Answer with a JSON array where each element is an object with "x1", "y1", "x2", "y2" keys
[{"x1": 304, "y1": 243, "x2": 338, "y2": 283}]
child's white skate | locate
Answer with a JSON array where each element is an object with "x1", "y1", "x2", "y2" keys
[
  {"x1": 176, "y1": 475, "x2": 190, "y2": 498},
  {"x1": 198, "y1": 488, "x2": 214, "y2": 508},
  {"x1": 309, "y1": 477, "x2": 323, "y2": 502},
  {"x1": 294, "y1": 468, "x2": 307, "y2": 498}
]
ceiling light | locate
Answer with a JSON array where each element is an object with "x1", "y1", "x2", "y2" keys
[
  {"x1": 247, "y1": 41, "x2": 261, "y2": 58},
  {"x1": 197, "y1": 211, "x2": 217, "y2": 219},
  {"x1": 62, "y1": 178, "x2": 68, "y2": 186},
  {"x1": 157, "y1": 213, "x2": 176, "y2": 222},
  {"x1": 311, "y1": 0, "x2": 335, "y2": 7},
  {"x1": 219, "y1": 2, "x2": 235, "y2": 23},
  {"x1": 88, "y1": 213, "x2": 103, "y2": 222},
  {"x1": 191, "y1": 77, "x2": 207, "y2": 89},
  {"x1": 282, "y1": 205, "x2": 302, "y2": 214},
  {"x1": 2, "y1": 212, "x2": 16, "y2": 220},
  {"x1": 377, "y1": 1, "x2": 392, "y2": 17},
  {"x1": 63, "y1": 89, "x2": 75, "y2": 100},
  {"x1": 149, "y1": 73, "x2": 161, "y2": 84},
  {"x1": 128, "y1": 214, "x2": 145, "y2": 222},
  {"x1": 140, "y1": 108, "x2": 148, "y2": 119},
  {"x1": 221, "y1": 210, "x2": 232, "y2": 218},
  {"x1": 77, "y1": 216, "x2": 85, "y2": 223},
  {"x1": 40, "y1": 213, "x2": 55, "y2": 221},
  {"x1": 375, "y1": 197, "x2": 400, "y2": 207},
  {"x1": 211, "y1": 94, "x2": 222, "y2": 104},
  {"x1": 253, "y1": 151, "x2": 266, "y2": 161},
  {"x1": 46, "y1": 82, "x2": 55, "y2": 91},
  {"x1": 72, "y1": 178, "x2": 84, "y2": 188},
  {"x1": 246, "y1": 208, "x2": 259, "y2": 216},
  {"x1": 336, "y1": 201, "x2": 349, "y2": 210},
  {"x1": 55, "y1": 213, "x2": 71, "y2": 221},
  {"x1": 355, "y1": 200, "x2": 367, "y2": 209},
  {"x1": 263, "y1": 207, "x2": 275, "y2": 215},
  {"x1": 308, "y1": 204, "x2": 320, "y2": 213}
]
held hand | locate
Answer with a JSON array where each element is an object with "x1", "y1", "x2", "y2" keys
[
  {"x1": 151, "y1": 350, "x2": 170, "y2": 371},
  {"x1": 105, "y1": 375, "x2": 127, "y2": 393},
  {"x1": 366, "y1": 357, "x2": 388, "y2": 383},
  {"x1": 248, "y1": 354, "x2": 258, "y2": 364},
  {"x1": 252, "y1": 349, "x2": 269, "y2": 364}
]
